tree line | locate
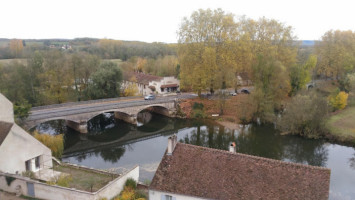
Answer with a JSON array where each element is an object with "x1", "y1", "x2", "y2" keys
[{"x1": 177, "y1": 8, "x2": 355, "y2": 137}]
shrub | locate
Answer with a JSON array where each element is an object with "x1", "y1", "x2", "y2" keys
[
  {"x1": 33, "y1": 131, "x2": 64, "y2": 158},
  {"x1": 328, "y1": 91, "x2": 348, "y2": 111},
  {"x1": 47, "y1": 174, "x2": 73, "y2": 187},
  {"x1": 192, "y1": 102, "x2": 204, "y2": 110},
  {"x1": 277, "y1": 91, "x2": 328, "y2": 138},
  {"x1": 57, "y1": 175, "x2": 72, "y2": 187},
  {"x1": 5, "y1": 176, "x2": 16, "y2": 186},
  {"x1": 125, "y1": 178, "x2": 137, "y2": 190},
  {"x1": 192, "y1": 102, "x2": 205, "y2": 118},
  {"x1": 22, "y1": 171, "x2": 36, "y2": 179}
]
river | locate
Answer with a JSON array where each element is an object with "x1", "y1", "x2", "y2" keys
[{"x1": 32, "y1": 112, "x2": 355, "y2": 199}]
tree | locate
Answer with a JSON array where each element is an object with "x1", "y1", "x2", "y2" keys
[
  {"x1": 178, "y1": 9, "x2": 238, "y2": 96},
  {"x1": 278, "y1": 91, "x2": 328, "y2": 138},
  {"x1": 289, "y1": 55, "x2": 317, "y2": 95},
  {"x1": 315, "y1": 30, "x2": 355, "y2": 80},
  {"x1": 328, "y1": 90, "x2": 348, "y2": 111},
  {"x1": 9, "y1": 39, "x2": 24, "y2": 57},
  {"x1": 123, "y1": 76, "x2": 139, "y2": 97},
  {"x1": 250, "y1": 55, "x2": 291, "y2": 122},
  {"x1": 88, "y1": 61, "x2": 122, "y2": 99},
  {"x1": 41, "y1": 50, "x2": 71, "y2": 104}
]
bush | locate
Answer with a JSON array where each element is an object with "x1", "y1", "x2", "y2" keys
[
  {"x1": 192, "y1": 102, "x2": 204, "y2": 110},
  {"x1": 33, "y1": 131, "x2": 64, "y2": 158},
  {"x1": 328, "y1": 91, "x2": 349, "y2": 111},
  {"x1": 192, "y1": 102, "x2": 205, "y2": 118},
  {"x1": 125, "y1": 178, "x2": 137, "y2": 190},
  {"x1": 22, "y1": 171, "x2": 36, "y2": 179},
  {"x1": 47, "y1": 174, "x2": 73, "y2": 187},
  {"x1": 277, "y1": 91, "x2": 328, "y2": 138}
]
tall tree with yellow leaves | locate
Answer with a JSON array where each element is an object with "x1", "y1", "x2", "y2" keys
[{"x1": 9, "y1": 39, "x2": 23, "y2": 58}]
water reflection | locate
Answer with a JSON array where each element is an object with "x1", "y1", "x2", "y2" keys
[{"x1": 32, "y1": 114, "x2": 355, "y2": 199}]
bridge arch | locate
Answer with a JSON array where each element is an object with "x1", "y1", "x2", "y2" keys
[
  {"x1": 25, "y1": 118, "x2": 76, "y2": 131},
  {"x1": 137, "y1": 105, "x2": 170, "y2": 117}
]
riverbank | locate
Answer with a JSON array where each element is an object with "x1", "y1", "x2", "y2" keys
[
  {"x1": 325, "y1": 106, "x2": 355, "y2": 145},
  {"x1": 179, "y1": 93, "x2": 254, "y2": 124}
]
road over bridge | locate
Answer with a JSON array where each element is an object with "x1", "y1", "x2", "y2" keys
[{"x1": 25, "y1": 94, "x2": 196, "y2": 133}]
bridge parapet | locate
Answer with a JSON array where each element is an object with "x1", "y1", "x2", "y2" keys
[{"x1": 25, "y1": 101, "x2": 177, "y2": 134}]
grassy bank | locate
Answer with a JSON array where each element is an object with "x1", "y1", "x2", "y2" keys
[{"x1": 325, "y1": 106, "x2": 355, "y2": 144}]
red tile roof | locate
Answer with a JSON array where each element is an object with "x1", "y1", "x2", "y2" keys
[
  {"x1": 150, "y1": 143, "x2": 330, "y2": 200},
  {"x1": 124, "y1": 72, "x2": 162, "y2": 85}
]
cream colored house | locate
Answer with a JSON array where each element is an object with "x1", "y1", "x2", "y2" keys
[
  {"x1": 123, "y1": 72, "x2": 180, "y2": 96},
  {"x1": 0, "y1": 93, "x2": 53, "y2": 174}
]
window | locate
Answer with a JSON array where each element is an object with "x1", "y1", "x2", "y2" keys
[
  {"x1": 25, "y1": 160, "x2": 31, "y2": 171},
  {"x1": 35, "y1": 156, "x2": 40, "y2": 169},
  {"x1": 161, "y1": 195, "x2": 173, "y2": 200}
]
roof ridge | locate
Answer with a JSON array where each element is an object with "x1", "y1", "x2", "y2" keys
[{"x1": 177, "y1": 143, "x2": 330, "y2": 171}]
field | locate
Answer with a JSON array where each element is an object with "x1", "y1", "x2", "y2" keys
[
  {"x1": 0, "y1": 58, "x2": 27, "y2": 65},
  {"x1": 325, "y1": 106, "x2": 355, "y2": 143}
]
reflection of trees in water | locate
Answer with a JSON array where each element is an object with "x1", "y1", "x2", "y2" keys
[
  {"x1": 137, "y1": 112, "x2": 170, "y2": 132},
  {"x1": 88, "y1": 113, "x2": 115, "y2": 133},
  {"x1": 180, "y1": 122, "x2": 329, "y2": 167},
  {"x1": 282, "y1": 137, "x2": 328, "y2": 167},
  {"x1": 87, "y1": 113, "x2": 132, "y2": 142},
  {"x1": 181, "y1": 123, "x2": 236, "y2": 151},
  {"x1": 94, "y1": 146, "x2": 126, "y2": 163},
  {"x1": 32, "y1": 120, "x2": 67, "y2": 135},
  {"x1": 348, "y1": 149, "x2": 355, "y2": 170},
  {"x1": 73, "y1": 146, "x2": 126, "y2": 164}
]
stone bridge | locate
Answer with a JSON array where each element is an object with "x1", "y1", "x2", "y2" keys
[{"x1": 25, "y1": 98, "x2": 178, "y2": 134}]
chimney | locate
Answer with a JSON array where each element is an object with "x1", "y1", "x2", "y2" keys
[
  {"x1": 167, "y1": 134, "x2": 177, "y2": 155},
  {"x1": 229, "y1": 142, "x2": 236, "y2": 153}
]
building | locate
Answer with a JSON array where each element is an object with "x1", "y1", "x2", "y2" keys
[
  {"x1": 123, "y1": 72, "x2": 180, "y2": 96},
  {"x1": 0, "y1": 93, "x2": 52, "y2": 174},
  {"x1": 0, "y1": 93, "x2": 140, "y2": 200},
  {"x1": 149, "y1": 135, "x2": 331, "y2": 200}
]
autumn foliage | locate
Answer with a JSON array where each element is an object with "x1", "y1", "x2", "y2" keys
[
  {"x1": 329, "y1": 91, "x2": 348, "y2": 111},
  {"x1": 34, "y1": 131, "x2": 64, "y2": 158}
]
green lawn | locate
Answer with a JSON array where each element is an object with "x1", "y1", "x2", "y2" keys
[
  {"x1": 53, "y1": 164, "x2": 118, "y2": 192},
  {"x1": 325, "y1": 106, "x2": 355, "y2": 143}
]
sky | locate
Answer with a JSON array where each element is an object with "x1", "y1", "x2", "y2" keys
[{"x1": 1, "y1": 0, "x2": 355, "y2": 43}]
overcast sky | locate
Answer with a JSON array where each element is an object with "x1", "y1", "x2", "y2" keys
[{"x1": 1, "y1": 0, "x2": 354, "y2": 43}]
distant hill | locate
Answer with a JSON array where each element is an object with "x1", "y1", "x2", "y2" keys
[{"x1": 301, "y1": 40, "x2": 316, "y2": 46}]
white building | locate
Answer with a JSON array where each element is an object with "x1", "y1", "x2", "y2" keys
[
  {"x1": 0, "y1": 93, "x2": 53, "y2": 174},
  {"x1": 123, "y1": 72, "x2": 180, "y2": 96}
]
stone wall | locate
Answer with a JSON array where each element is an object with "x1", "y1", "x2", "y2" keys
[{"x1": 0, "y1": 166, "x2": 139, "y2": 200}]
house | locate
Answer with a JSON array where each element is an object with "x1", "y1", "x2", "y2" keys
[
  {"x1": 0, "y1": 93, "x2": 140, "y2": 200},
  {"x1": 0, "y1": 93, "x2": 53, "y2": 174},
  {"x1": 237, "y1": 72, "x2": 252, "y2": 86},
  {"x1": 149, "y1": 135, "x2": 331, "y2": 200},
  {"x1": 123, "y1": 72, "x2": 180, "y2": 96}
]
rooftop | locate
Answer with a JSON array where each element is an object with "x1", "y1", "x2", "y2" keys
[
  {"x1": 0, "y1": 121, "x2": 13, "y2": 145},
  {"x1": 150, "y1": 143, "x2": 331, "y2": 200},
  {"x1": 124, "y1": 72, "x2": 162, "y2": 85}
]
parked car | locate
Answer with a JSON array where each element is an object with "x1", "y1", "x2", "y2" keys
[
  {"x1": 241, "y1": 88, "x2": 250, "y2": 94},
  {"x1": 144, "y1": 94, "x2": 156, "y2": 100},
  {"x1": 230, "y1": 92, "x2": 237, "y2": 96}
]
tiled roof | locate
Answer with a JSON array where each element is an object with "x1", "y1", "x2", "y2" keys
[
  {"x1": 0, "y1": 121, "x2": 13, "y2": 146},
  {"x1": 124, "y1": 72, "x2": 162, "y2": 85},
  {"x1": 150, "y1": 143, "x2": 331, "y2": 200}
]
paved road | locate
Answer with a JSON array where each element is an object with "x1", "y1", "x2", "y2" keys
[{"x1": 27, "y1": 94, "x2": 196, "y2": 122}]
